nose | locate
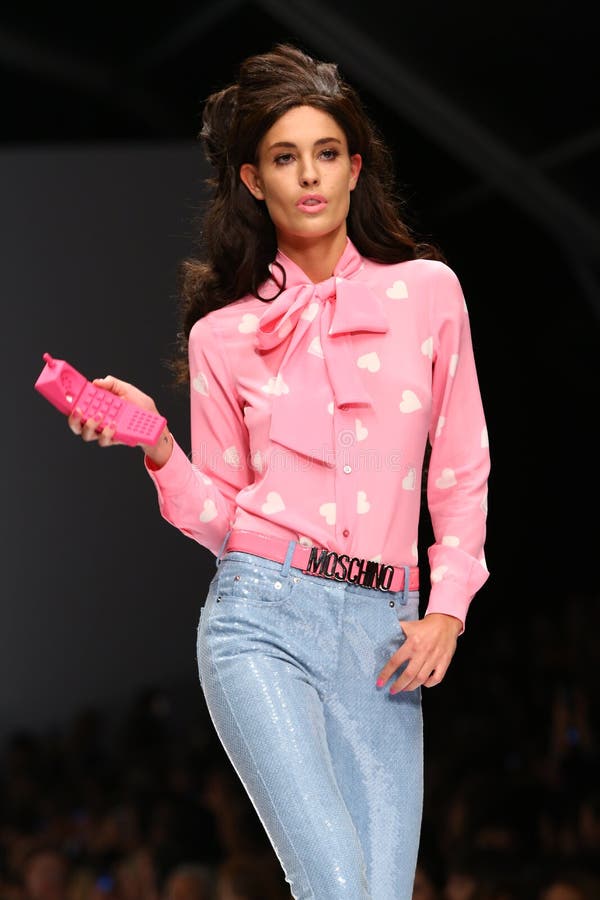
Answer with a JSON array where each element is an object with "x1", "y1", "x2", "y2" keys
[{"x1": 299, "y1": 155, "x2": 319, "y2": 187}]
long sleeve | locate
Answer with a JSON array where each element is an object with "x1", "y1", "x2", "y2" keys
[
  {"x1": 144, "y1": 314, "x2": 252, "y2": 556},
  {"x1": 424, "y1": 265, "x2": 490, "y2": 631}
]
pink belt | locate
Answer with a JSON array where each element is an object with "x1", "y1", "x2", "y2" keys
[{"x1": 220, "y1": 529, "x2": 419, "y2": 594}]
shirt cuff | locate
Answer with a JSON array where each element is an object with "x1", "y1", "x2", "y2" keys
[
  {"x1": 144, "y1": 438, "x2": 193, "y2": 495},
  {"x1": 424, "y1": 581, "x2": 474, "y2": 634}
]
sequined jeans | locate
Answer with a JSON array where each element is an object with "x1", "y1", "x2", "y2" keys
[{"x1": 196, "y1": 542, "x2": 423, "y2": 900}]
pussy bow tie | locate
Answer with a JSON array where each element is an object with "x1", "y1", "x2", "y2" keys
[{"x1": 255, "y1": 238, "x2": 389, "y2": 464}]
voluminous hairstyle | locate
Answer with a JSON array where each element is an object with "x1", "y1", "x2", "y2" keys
[{"x1": 168, "y1": 43, "x2": 445, "y2": 387}]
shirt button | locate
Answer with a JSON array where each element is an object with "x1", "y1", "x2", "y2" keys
[
  {"x1": 342, "y1": 529, "x2": 350, "y2": 537},
  {"x1": 343, "y1": 465, "x2": 352, "y2": 474}
]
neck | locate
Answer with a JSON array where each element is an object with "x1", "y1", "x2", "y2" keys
[{"x1": 277, "y1": 227, "x2": 348, "y2": 283}]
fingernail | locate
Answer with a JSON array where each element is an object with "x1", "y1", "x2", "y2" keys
[{"x1": 376, "y1": 678, "x2": 385, "y2": 688}]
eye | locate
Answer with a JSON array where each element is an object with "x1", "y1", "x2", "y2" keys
[
  {"x1": 319, "y1": 148, "x2": 340, "y2": 161},
  {"x1": 274, "y1": 153, "x2": 295, "y2": 165}
]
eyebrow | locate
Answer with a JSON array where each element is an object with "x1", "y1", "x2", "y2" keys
[{"x1": 266, "y1": 137, "x2": 343, "y2": 151}]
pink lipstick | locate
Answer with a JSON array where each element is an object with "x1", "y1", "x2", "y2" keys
[{"x1": 296, "y1": 194, "x2": 327, "y2": 214}]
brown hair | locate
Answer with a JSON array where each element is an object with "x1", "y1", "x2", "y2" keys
[{"x1": 167, "y1": 43, "x2": 444, "y2": 387}]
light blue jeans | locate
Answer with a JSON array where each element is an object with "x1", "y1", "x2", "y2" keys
[{"x1": 196, "y1": 540, "x2": 423, "y2": 900}]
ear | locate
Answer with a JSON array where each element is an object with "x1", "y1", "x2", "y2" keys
[
  {"x1": 240, "y1": 163, "x2": 265, "y2": 200},
  {"x1": 349, "y1": 153, "x2": 362, "y2": 191}
]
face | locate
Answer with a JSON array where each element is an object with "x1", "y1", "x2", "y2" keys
[
  {"x1": 24, "y1": 851, "x2": 68, "y2": 895},
  {"x1": 165, "y1": 873, "x2": 208, "y2": 900},
  {"x1": 412, "y1": 865, "x2": 438, "y2": 900},
  {"x1": 240, "y1": 105, "x2": 362, "y2": 251}
]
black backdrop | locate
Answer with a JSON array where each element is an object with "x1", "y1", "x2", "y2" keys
[{"x1": 2, "y1": 144, "x2": 213, "y2": 744}]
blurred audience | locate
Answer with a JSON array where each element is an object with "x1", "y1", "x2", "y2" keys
[
  {"x1": 161, "y1": 863, "x2": 213, "y2": 900},
  {"x1": 0, "y1": 593, "x2": 598, "y2": 899},
  {"x1": 22, "y1": 848, "x2": 69, "y2": 900},
  {"x1": 214, "y1": 853, "x2": 290, "y2": 900}
]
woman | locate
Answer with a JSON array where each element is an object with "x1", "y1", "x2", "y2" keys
[{"x1": 69, "y1": 43, "x2": 490, "y2": 900}]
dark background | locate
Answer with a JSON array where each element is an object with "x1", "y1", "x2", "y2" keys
[{"x1": 1, "y1": 1, "x2": 599, "y2": 894}]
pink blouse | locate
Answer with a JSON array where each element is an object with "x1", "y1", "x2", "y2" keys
[{"x1": 145, "y1": 238, "x2": 490, "y2": 629}]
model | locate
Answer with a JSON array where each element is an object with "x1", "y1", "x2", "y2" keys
[{"x1": 69, "y1": 43, "x2": 491, "y2": 900}]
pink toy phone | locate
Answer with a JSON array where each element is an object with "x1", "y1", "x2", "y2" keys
[{"x1": 34, "y1": 352, "x2": 167, "y2": 446}]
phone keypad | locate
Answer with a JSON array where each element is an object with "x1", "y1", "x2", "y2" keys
[
  {"x1": 124, "y1": 408, "x2": 161, "y2": 439},
  {"x1": 78, "y1": 384, "x2": 163, "y2": 444},
  {"x1": 79, "y1": 385, "x2": 123, "y2": 425}
]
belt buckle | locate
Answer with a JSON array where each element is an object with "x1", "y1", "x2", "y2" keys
[{"x1": 301, "y1": 545, "x2": 395, "y2": 592}]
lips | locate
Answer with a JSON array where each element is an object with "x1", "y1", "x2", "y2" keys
[{"x1": 296, "y1": 194, "x2": 328, "y2": 213}]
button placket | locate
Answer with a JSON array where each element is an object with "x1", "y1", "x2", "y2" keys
[{"x1": 335, "y1": 425, "x2": 355, "y2": 539}]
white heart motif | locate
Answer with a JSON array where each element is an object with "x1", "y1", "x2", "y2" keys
[
  {"x1": 192, "y1": 372, "x2": 209, "y2": 396},
  {"x1": 262, "y1": 491, "x2": 285, "y2": 514},
  {"x1": 402, "y1": 467, "x2": 416, "y2": 491},
  {"x1": 435, "y1": 468, "x2": 457, "y2": 489},
  {"x1": 319, "y1": 502, "x2": 336, "y2": 525},
  {"x1": 355, "y1": 419, "x2": 368, "y2": 441},
  {"x1": 301, "y1": 302, "x2": 319, "y2": 321},
  {"x1": 327, "y1": 401, "x2": 334, "y2": 415},
  {"x1": 199, "y1": 499, "x2": 217, "y2": 522},
  {"x1": 435, "y1": 416, "x2": 445, "y2": 438},
  {"x1": 357, "y1": 490, "x2": 370, "y2": 514},
  {"x1": 369, "y1": 554, "x2": 382, "y2": 563},
  {"x1": 223, "y1": 446, "x2": 241, "y2": 468},
  {"x1": 200, "y1": 472, "x2": 212, "y2": 484},
  {"x1": 421, "y1": 336, "x2": 433, "y2": 359},
  {"x1": 449, "y1": 354, "x2": 459, "y2": 377},
  {"x1": 431, "y1": 565, "x2": 449, "y2": 583},
  {"x1": 357, "y1": 352, "x2": 380, "y2": 373},
  {"x1": 238, "y1": 313, "x2": 259, "y2": 333},
  {"x1": 298, "y1": 535, "x2": 314, "y2": 547},
  {"x1": 399, "y1": 390, "x2": 422, "y2": 413},
  {"x1": 442, "y1": 535, "x2": 460, "y2": 547},
  {"x1": 385, "y1": 280, "x2": 408, "y2": 299},
  {"x1": 308, "y1": 336, "x2": 324, "y2": 358},
  {"x1": 261, "y1": 374, "x2": 289, "y2": 395}
]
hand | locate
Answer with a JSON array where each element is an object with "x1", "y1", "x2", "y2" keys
[
  {"x1": 376, "y1": 612, "x2": 462, "y2": 693},
  {"x1": 67, "y1": 375, "x2": 172, "y2": 463}
]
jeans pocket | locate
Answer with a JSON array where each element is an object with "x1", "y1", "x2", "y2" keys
[
  {"x1": 216, "y1": 558, "x2": 294, "y2": 606},
  {"x1": 395, "y1": 590, "x2": 420, "y2": 639}
]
